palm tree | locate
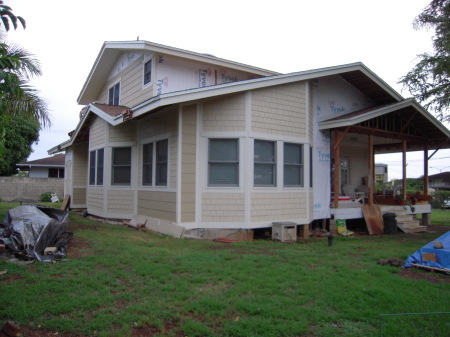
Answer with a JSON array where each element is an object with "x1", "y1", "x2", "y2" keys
[
  {"x1": 0, "y1": 0, "x2": 25, "y2": 31},
  {"x1": 0, "y1": 38, "x2": 51, "y2": 128},
  {"x1": 0, "y1": 34, "x2": 51, "y2": 162}
]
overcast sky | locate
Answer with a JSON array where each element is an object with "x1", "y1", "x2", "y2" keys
[{"x1": 5, "y1": 0, "x2": 450, "y2": 179}]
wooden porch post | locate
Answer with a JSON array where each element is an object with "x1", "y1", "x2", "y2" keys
[
  {"x1": 368, "y1": 135, "x2": 374, "y2": 206},
  {"x1": 333, "y1": 130, "x2": 340, "y2": 209},
  {"x1": 423, "y1": 145, "x2": 429, "y2": 195},
  {"x1": 402, "y1": 140, "x2": 407, "y2": 201}
]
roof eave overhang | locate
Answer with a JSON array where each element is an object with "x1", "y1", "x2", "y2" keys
[
  {"x1": 49, "y1": 103, "x2": 123, "y2": 153},
  {"x1": 132, "y1": 62, "x2": 404, "y2": 119},
  {"x1": 318, "y1": 98, "x2": 450, "y2": 139},
  {"x1": 16, "y1": 164, "x2": 65, "y2": 168}
]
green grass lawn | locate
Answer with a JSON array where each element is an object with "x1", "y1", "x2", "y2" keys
[
  {"x1": 415, "y1": 208, "x2": 450, "y2": 226},
  {"x1": 0, "y1": 203, "x2": 449, "y2": 337}
]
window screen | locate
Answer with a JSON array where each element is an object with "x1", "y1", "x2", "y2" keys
[
  {"x1": 108, "y1": 82, "x2": 120, "y2": 106},
  {"x1": 254, "y1": 140, "x2": 276, "y2": 186},
  {"x1": 112, "y1": 147, "x2": 131, "y2": 185},
  {"x1": 156, "y1": 139, "x2": 168, "y2": 186},
  {"x1": 144, "y1": 60, "x2": 152, "y2": 85},
  {"x1": 284, "y1": 143, "x2": 303, "y2": 186},
  {"x1": 208, "y1": 139, "x2": 239, "y2": 186},
  {"x1": 142, "y1": 143, "x2": 153, "y2": 185}
]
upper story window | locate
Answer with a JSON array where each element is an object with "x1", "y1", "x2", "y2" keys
[
  {"x1": 108, "y1": 82, "x2": 120, "y2": 106},
  {"x1": 89, "y1": 148, "x2": 104, "y2": 185},
  {"x1": 143, "y1": 59, "x2": 152, "y2": 85},
  {"x1": 283, "y1": 143, "x2": 303, "y2": 187},
  {"x1": 208, "y1": 138, "x2": 239, "y2": 187},
  {"x1": 112, "y1": 147, "x2": 131, "y2": 185},
  {"x1": 254, "y1": 140, "x2": 276, "y2": 186}
]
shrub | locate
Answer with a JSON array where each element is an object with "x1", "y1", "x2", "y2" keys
[
  {"x1": 40, "y1": 192, "x2": 53, "y2": 202},
  {"x1": 431, "y1": 190, "x2": 450, "y2": 209}
]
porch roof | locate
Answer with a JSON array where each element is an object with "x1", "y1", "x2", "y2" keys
[{"x1": 318, "y1": 99, "x2": 450, "y2": 153}]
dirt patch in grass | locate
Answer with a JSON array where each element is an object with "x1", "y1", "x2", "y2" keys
[
  {"x1": 18, "y1": 325, "x2": 91, "y2": 337},
  {"x1": 400, "y1": 267, "x2": 450, "y2": 283},
  {"x1": 67, "y1": 235, "x2": 93, "y2": 258},
  {"x1": 131, "y1": 326, "x2": 161, "y2": 336}
]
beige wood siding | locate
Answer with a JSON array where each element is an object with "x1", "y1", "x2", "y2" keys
[
  {"x1": 97, "y1": 54, "x2": 154, "y2": 107},
  {"x1": 251, "y1": 82, "x2": 307, "y2": 137},
  {"x1": 89, "y1": 116, "x2": 107, "y2": 148},
  {"x1": 202, "y1": 193, "x2": 245, "y2": 222},
  {"x1": 203, "y1": 93, "x2": 246, "y2": 132},
  {"x1": 73, "y1": 143, "x2": 88, "y2": 186},
  {"x1": 72, "y1": 187, "x2": 86, "y2": 204},
  {"x1": 251, "y1": 192, "x2": 307, "y2": 222},
  {"x1": 107, "y1": 189, "x2": 135, "y2": 214},
  {"x1": 108, "y1": 121, "x2": 136, "y2": 143},
  {"x1": 137, "y1": 190, "x2": 176, "y2": 221},
  {"x1": 181, "y1": 104, "x2": 197, "y2": 222},
  {"x1": 87, "y1": 189, "x2": 104, "y2": 214},
  {"x1": 138, "y1": 109, "x2": 178, "y2": 188}
]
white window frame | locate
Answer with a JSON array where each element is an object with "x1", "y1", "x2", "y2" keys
[
  {"x1": 108, "y1": 81, "x2": 120, "y2": 106},
  {"x1": 89, "y1": 148, "x2": 104, "y2": 186},
  {"x1": 143, "y1": 58, "x2": 153, "y2": 87},
  {"x1": 141, "y1": 138, "x2": 169, "y2": 188},
  {"x1": 111, "y1": 146, "x2": 132, "y2": 186},
  {"x1": 208, "y1": 138, "x2": 240, "y2": 187},
  {"x1": 254, "y1": 139, "x2": 277, "y2": 187},
  {"x1": 283, "y1": 142, "x2": 304, "y2": 187}
]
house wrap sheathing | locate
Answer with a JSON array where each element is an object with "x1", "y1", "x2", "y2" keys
[{"x1": 51, "y1": 40, "x2": 450, "y2": 238}]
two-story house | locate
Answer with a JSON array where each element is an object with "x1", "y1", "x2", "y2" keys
[{"x1": 51, "y1": 40, "x2": 450, "y2": 238}]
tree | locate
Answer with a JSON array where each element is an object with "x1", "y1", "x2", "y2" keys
[
  {"x1": 0, "y1": 37, "x2": 51, "y2": 128},
  {"x1": 0, "y1": 113, "x2": 40, "y2": 176},
  {"x1": 0, "y1": 0, "x2": 25, "y2": 31},
  {"x1": 0, "y1": 2, "x2": 51, "y2": 167},
  {"x1": 399, "y1": 0, "x2": 450, "y2": 122}
]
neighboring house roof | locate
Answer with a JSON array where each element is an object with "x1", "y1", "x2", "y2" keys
[
  {"x1": 428, "y1": 172, "x2": 450, "y2": 182},
  {"x1": 78, "y1": 40, "x2": 280, "y2": 105},
  {"x1": 17, "y1": 154, "x2": 65, "y2": 168},
  {"x1": 52, "y1": 62, "x2": 408, "y2": 154}
]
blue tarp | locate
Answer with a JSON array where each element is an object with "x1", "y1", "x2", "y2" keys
[{"x1": 404, "y1": 231, "x2": 450, "y2": 270}]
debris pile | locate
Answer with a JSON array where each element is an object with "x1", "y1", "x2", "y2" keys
[{"x1": 0, "y1": 205, "x2": 71, "y2": 263}]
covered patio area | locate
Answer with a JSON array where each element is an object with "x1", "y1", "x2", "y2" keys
[{"x1": 320, "y1": 98, "x2": 450, "y2": 233}]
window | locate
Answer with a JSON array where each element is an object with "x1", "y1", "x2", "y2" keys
[
  {"x1": 254, "y1": 140, "x2": 276, "y2": 186},
  {"x1": 89, "y1": 149, "x2": 104, "y2": 185},
  {"x1": 48, "y1": 168, "x2": 64, "y2": 178},
  {"x1": 142, "y1": 139, "x2": 168, "y2": 186},
  {"x1": 208, "y1": 139, "x2": 239, "y2": 187},
  {"x1": 144, "y1": 59, "x2": 152, "y2": 85},
  {"x1": 156, "y1": 139, "x2": 168, "y2": 186},
  {"x1": 340, "y1": 158, "x2": 349, "y2": 186},
  {"x1": 97, "y1": 149, "x2": 104, "y2": 185},
  {"x1": 108, "y1": 82, "x2": 120, "y2": 106},
  {"x1": 112, "y1": 147, "x2": 131, "y2": 185},
  {"x1": 284, "y1": 143, "x2": 303, "y2": 186},
  {"x1": 142, "y1": 143, "x2": 153, "y2": 185},
  {"x1": 89, "y1": 151, "x2": 96, "y2": 185}
]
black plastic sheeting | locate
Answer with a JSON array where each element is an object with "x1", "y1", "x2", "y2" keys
[{"x1": 0, "y1": 205, "x2": 72, "y2": 262}]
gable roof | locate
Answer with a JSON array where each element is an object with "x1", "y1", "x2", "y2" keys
[
  {"x1": 51, "y1": 61, "x2": 450, "y2": 155},
  {"x1": 51, "y1": 62, "x2": 410, "y2": 153},
  {"x1": 78, "y1": 40, "x2": 280, "y2": 105},
  {"x1": 17, "y1": 154, "x2": 65, "y2": 168}
]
